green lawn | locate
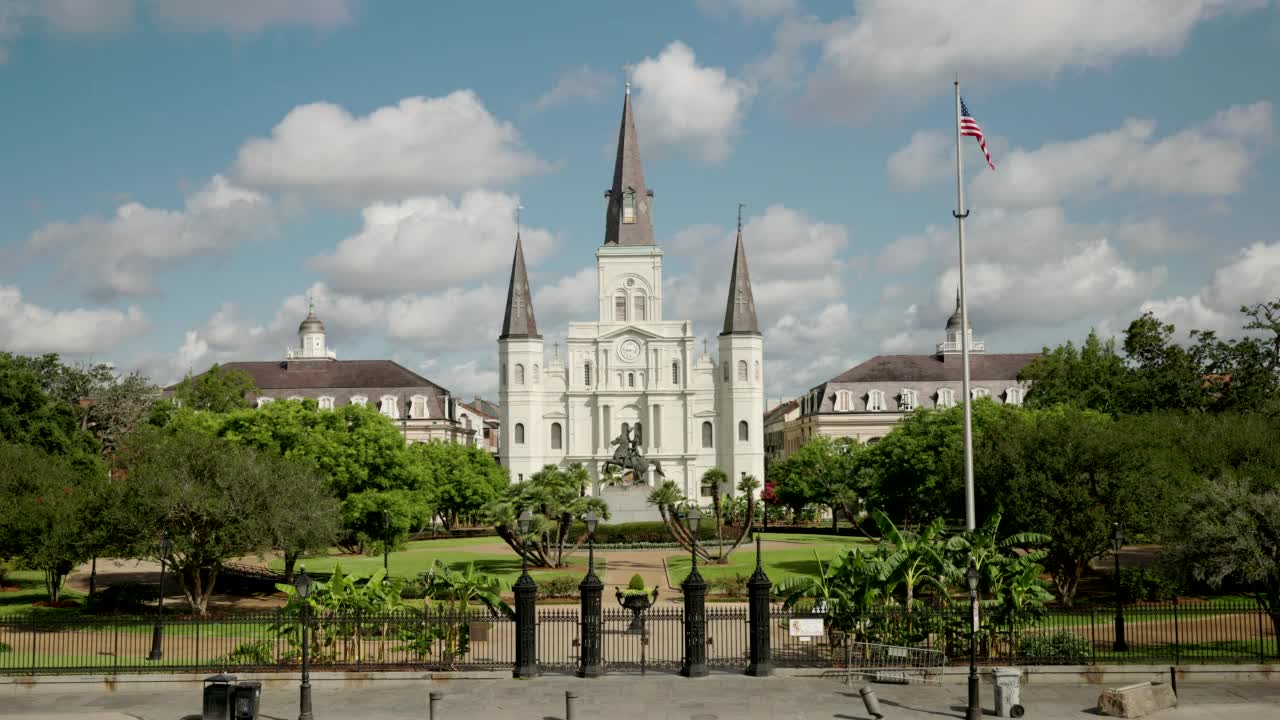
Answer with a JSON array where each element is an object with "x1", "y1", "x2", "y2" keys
[
  {"x1": 276, "y1": 543, "x2": 606, "y2": 589},
  {"x1": 665, "y1": 545, "x2": 854, "y2": 586},
  {"x1": 0, "y1": 571, "x2": 86, "y2": 618},
  {"x1": 758, "y1": 532, "x2": 872, "y2": 545}
]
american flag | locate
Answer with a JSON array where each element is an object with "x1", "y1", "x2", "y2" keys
[{"x1": 960, "y1": 97, "x2": 995, "y2": 171}]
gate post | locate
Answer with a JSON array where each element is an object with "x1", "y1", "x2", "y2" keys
[
  {"x1": 578, "y1": 517, "x2": 604, "y2": 678},
  {"x1": 681, "y1": 514, "x2": 709, "y2": 678},
  {"x1": 746, "y1": 533, "x2": 772, "y2": 676},
  {"x1": 514, "y1": 568, "x2": 538, "y2": 678}
]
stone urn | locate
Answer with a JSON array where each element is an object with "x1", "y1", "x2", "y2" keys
[{"x1": 615, "y1": 586, "x2": 659, "y2": 634}]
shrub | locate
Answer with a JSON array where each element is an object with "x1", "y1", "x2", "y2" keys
[
  {"x1": 1115, "y1": 566, "x2": 1184, "y2": 602},
  {"x1": 536, "y1": 575, "x2": 580, "y2": 599},
  {"x1": 87, "y1": 582, "x2": 160, "y2": 613},
  {"x1": 0, "y1": 641, "x2": 11, "y2": 654},
  {"x1": 0, "y1": 559, "x2": 8, "y2": 586},
  {"x1": 627, "y1": 574, "x2": 645, "y2": 591},
  {"x1": 213, "y1": 640, "x2": 274, "y2": 666},
  {"x1": 1017, "y1": 632, "x2": 1092, "y2": 663},
  {"x1": 709, "y1": 573, "x2": 750, "y2": 598}
]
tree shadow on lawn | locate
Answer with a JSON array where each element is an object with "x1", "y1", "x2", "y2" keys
[{"x1": 768, "y1": 558, "x2": 824, "y2": 577}]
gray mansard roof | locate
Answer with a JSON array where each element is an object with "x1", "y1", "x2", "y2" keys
[{"x1": 804, "y1": 352, "x2": 1040, "y2": 414}]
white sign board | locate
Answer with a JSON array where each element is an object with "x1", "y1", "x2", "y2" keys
[{"x1": 789, "y1": 618, "x2": 824, "y2": 637}]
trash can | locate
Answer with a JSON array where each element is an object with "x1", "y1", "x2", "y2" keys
[
  {"x1": 990, "y1": 667, "x2": 1024, "y2": 718},
  {"x1": 233, "y1": 680, "x2": 262, "y2": 720},
  {"x1": 202, "y1": 674, "x2": 237, "y2": 720}
]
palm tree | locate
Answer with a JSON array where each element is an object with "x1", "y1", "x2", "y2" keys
[{"x1": 702, "y1": 468, "x2": 729, "y2": 560}]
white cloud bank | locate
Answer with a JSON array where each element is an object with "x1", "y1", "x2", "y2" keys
[
  {"x1": 631, "y1": 42, "x2": 754, "y2": 163},
  {"x1": 0, "y1": 285, "x2": 148, "y2": 355}
]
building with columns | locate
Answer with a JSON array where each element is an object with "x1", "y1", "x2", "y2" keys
[
  {"x1": 497, "y1": 86, "x2": 765, "y2": 519},
  {"x1": 770, "y1": 294, "x2": 1038, "y2": 461}
]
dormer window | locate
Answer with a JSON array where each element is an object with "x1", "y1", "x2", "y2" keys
[
  {"x1": 380, "y1": 395, "x2": 398, "y2": 418},
  {"x1": 350, "y1": 395, "x2": 367, "y2": 407},
  {"x1": 318, "y1": 396, "x2": 335, "y2": 411},
  {"x1": 972, "y1": 387, "x2": 990, "y2": 400},
  {"x1": 256, "y1": 397, "x2": 273, "y2": 409},
  {"x1": 937, "y1": 388, "x2": 956, "y2": 408},
  {"x1": 900, "y1": 389, "x2": 918, "y2": 411},
  {"x1": 622, "y1": 190, "x2": 636, "y2": 224},
  {"x1": 410, "y1": 395, "x2": 428, "y2": 418},
  {"x1": 835, "y1": 390, "x2": 853, "y2": 412},
  {"x1": 1006, "y1": 386, "x2": 1025, "y2": 405},
  {"x1": 867, "y1": 389, "x2": 886, "y2": 412}
]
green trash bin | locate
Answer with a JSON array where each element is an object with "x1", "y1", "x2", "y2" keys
[{"x1": 202, "y1": 674, "x2": 237, "y2": 720}]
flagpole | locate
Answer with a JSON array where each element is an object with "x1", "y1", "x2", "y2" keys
[{"x1": 953, "y1": 80, "x2": 976, "y2": 533}]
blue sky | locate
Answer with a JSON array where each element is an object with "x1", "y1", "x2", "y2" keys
[{"x1": 2, "y1": 0, "x2": 1278, "y2": 400}]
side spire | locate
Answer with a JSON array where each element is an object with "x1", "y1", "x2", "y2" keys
[
  {"x1": 721, "y1": 203, "x2": 760, "y2": 336},
  {"x1": 500, "y1": 223, "x2": 540, "y2": 340},
  {"x1": 603, "y1": 84, "x2": 654, "y2": 246}
]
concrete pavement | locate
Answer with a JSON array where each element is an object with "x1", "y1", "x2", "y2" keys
[{"x1": 3, "y1": 676, "x2": 1280, "y2": 719}]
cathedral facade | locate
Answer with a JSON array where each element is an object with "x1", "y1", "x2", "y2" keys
[{"x1": 497, "y1": 87, "x2": 764, "y2": 515}]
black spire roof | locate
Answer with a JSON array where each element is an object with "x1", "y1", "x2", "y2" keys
[
  {"x1": 499, "y1": 232, "x2": 540, "y2": 340},
  {"x1": 603, "y1": 85, "x2": 655, "y2": 246},
  {"x1": 721, "y1": 208, "x2": 760, "y2": 336}
]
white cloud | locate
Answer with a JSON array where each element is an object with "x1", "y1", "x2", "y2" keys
[
  {"x1": 146, "y1": 0, "x2": 354, "y2": 33},
  {"x1": 234, "y1": 91, "x2": 549, "y2": 203},
  {"x1": 26, "y1": 175, "x2": 273, "y2": 300},
  {"x1": 696, "y1": 0, "x2": 798, "y2": 21},
  {"x1": 1142, "y1": 241, "x2": 1280, "y2": 334},
  {"x1": 631, "y1": 42, "x2": 754, "y2": 163},
  {"x1": 419, "y1": 358, "x2": 499, "y2": 399},
  {"x1": 805, "y1": 0, "x2": 1269, "y2": 119},
  {"x1": 887, "y1": 102, "x2": 1273, "y2": 205},
  {"x1": 0, "y1": 285, "x2": 148, "y2": 354},
  {"x1": 528, "y1": 66, "x2": 614, "y2": 112},
  {"x1": 309, "y1": 192, "x2": 556, "y2": 296}
]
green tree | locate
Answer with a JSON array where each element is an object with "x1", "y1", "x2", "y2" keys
[
  {"x1": 485, "y1": 464, "x2": 607, "y2": 568},
  {"x1": 115, "y1": 430, "x2": 340, "y2": 614},
  {"x1": 0, "y1": 443, "x2": 107, "y2": 602},
  {"x1": 0, "y1": 355, "x2": 101, "y2": 463},
  {"x1": 1019, "y1": 330, "x2": 1134, "y2": 413},
  {"x1": 171, "y1": 363, "x2": 257, "y2": 412},
  {"x1": 410, "y1": 440, "x2": 507, "y2": 529}
]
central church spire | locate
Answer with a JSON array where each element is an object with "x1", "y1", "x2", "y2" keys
[{"x1": 603, "y1": 85, "x2": 655, "y2": 246}]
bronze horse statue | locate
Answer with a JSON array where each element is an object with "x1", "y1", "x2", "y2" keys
[{"x1": 603, "y1": 422, "x2": 665, "y2": 483}]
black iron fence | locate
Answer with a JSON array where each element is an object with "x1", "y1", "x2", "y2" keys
[{"x1": 1, "y1": 601, "x2": 1275, "y2": 676}]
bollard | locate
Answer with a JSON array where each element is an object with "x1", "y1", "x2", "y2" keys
[
  {"x1": 859, "y1": 686, "x2": 884, "y2": 719},
  {"x1": 565, "y1": 690, "x2": 578, "y2": 720},
  {"x1": 429, "y1": 691, "x2": 442, "y2": 720}
]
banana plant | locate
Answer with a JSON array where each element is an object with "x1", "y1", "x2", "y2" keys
[{"x1": 871, "y1": 510, "x2": 952, "y2": 614}]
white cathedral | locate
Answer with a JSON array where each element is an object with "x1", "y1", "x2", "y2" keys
[{"x1": 497, "y1": 86, "x2": 765, "y2": 519}]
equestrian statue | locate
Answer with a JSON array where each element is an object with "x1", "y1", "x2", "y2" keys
[{"x1": 603, "y1": 422, "x2": 665, "y2": 484}]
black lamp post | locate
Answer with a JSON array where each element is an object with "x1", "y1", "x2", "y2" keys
[
  {"x1": 681, "y1": 506, "x2": 708, "y2": 678},
  {"x1": 577, "y1": 510, "x2": 603, "y2": 678},
  {"x1": 1113, "y1": 523, "x2": 1128, "y2": 652},
  {"x1": 514, "y1": 509, "x2": 537, "y2": 679},
  {"x1": 966, "y1": 560, "x2": 981, "y2": 720},
  {"x1": 382, "y1": 511, "x2": 391, "y2": 575},
  {"x1": 147, "y1": 531, "x2": 172, "y2": 661},
  {"x1": 296, "y1": 567, "x2": 314, "y2": 720}
]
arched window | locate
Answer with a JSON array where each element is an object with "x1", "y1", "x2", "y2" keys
[
  {"x1": 584, "y1": 361, "x2": 592, "y2": 387},
  {"x1": 532, "y1": 364, "x2": 540, "y2": 384},
  {"x1": 754, "y1": 360, "x2": 760, "y2": 381},
  {"x1": 737, "y1": 360, "x2": 748, "y2": 382},
  {"x1": 1005, "y1": 386, "x2": 1024, "y2": 405},
  {"x1": 899, "y1": 389, "x2": 918, "y2": 411},
  {"x1": 380, "y1": 395, "x2": 398, "y2": 418},
  {"x1": 971, "y1": 387, "x2": 990, "y2": 400},
  {"x1": 722, "y1": 363, "x2": 729, "y2": 382},
  {"x1": 627, "y1": 372, "x2": 635, "y2": 388},
  {"x1": 738, "y1": 420, "x2": 749, "y2": 442},
  {"x1": 551, "y1": 422, "x2": 563, "y2": 450},
  {"x1": 867, "y1": 389, "x2": 886, "y2": 412},
  {"x1": 633, "y1": 295, "x2": 646, "y2": 322},
  {"x1": 256, "y1": 397, "x2": 273, "y2": 408},
  {"x1": 835, "y1": 391, "x2": 852, "y2": 411},
  {"x1": 937, "y1": 388, "x2": 955, "y2": 408},
  {"x1": 350, "y1": 395, "x2": 367, "y2": 407},
  {"x1": 701, "y1": 421, "x2": 714, "y2": 448},
  {"x1": 410, "y1": 395, "x2": 429, "y2": 418},
  {"x1": 515, "y1": 423, "x2": 525, "y2": 444},
  {"x1": 622, "y1": 190, "x2": 636, "y2": 224},
  {"x1": 614, "y1": 293, "x2": 627, "y2": 321},
  {"x1": 671, "y1": 361, "x2": 680, "y2": 385},
  {"x1": 318, "y1": 396, "x2": 335, "y2": 410},
  {"x1": 515, "y1": 364, "x2": 525, "y2": 385}
]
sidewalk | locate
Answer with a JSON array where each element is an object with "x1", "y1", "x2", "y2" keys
[{"x1": 3, "y1": 676, "x2": 1279, "y2": 719}]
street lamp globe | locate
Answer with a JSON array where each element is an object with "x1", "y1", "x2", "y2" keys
[
  {"x1": 685, "y1": 506, "x2": 702, "y2": 535},
  {"x1": 584, "y1": 510, "x2": 599, "y2": 536},
  {"x1": 159, "y1": 532, "x2": 172, "y2": 561},
  {"x1": 518, "y1": 509, "x2": 533, "y2": 535},
  {"x1": 295, "y1": 567, "x2": 313, "y2": 599},
  {"x1": 966, "y1": 561, "x2": 980, "y2": 594},
  {"x1": 1112, "y1": 523, "x2": 1124, "y2": 553}
]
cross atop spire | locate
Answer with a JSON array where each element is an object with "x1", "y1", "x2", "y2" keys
[
  {"x1": 500, "y1": 229, "x2": 540, "y2": 340},
  {"x1": 603, "y1": 85, "x2": 654, "y2": 246},
  {"x1": 721, "y1": 206, "x2": 761, "y2": 336},
  {"x1": 305, "y1": 291, "x2": 315, "y2": 315}
]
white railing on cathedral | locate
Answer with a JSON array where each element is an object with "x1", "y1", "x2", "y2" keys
[{"x1": 935, "y1": 340, "x2": 984, "y2": 354}]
